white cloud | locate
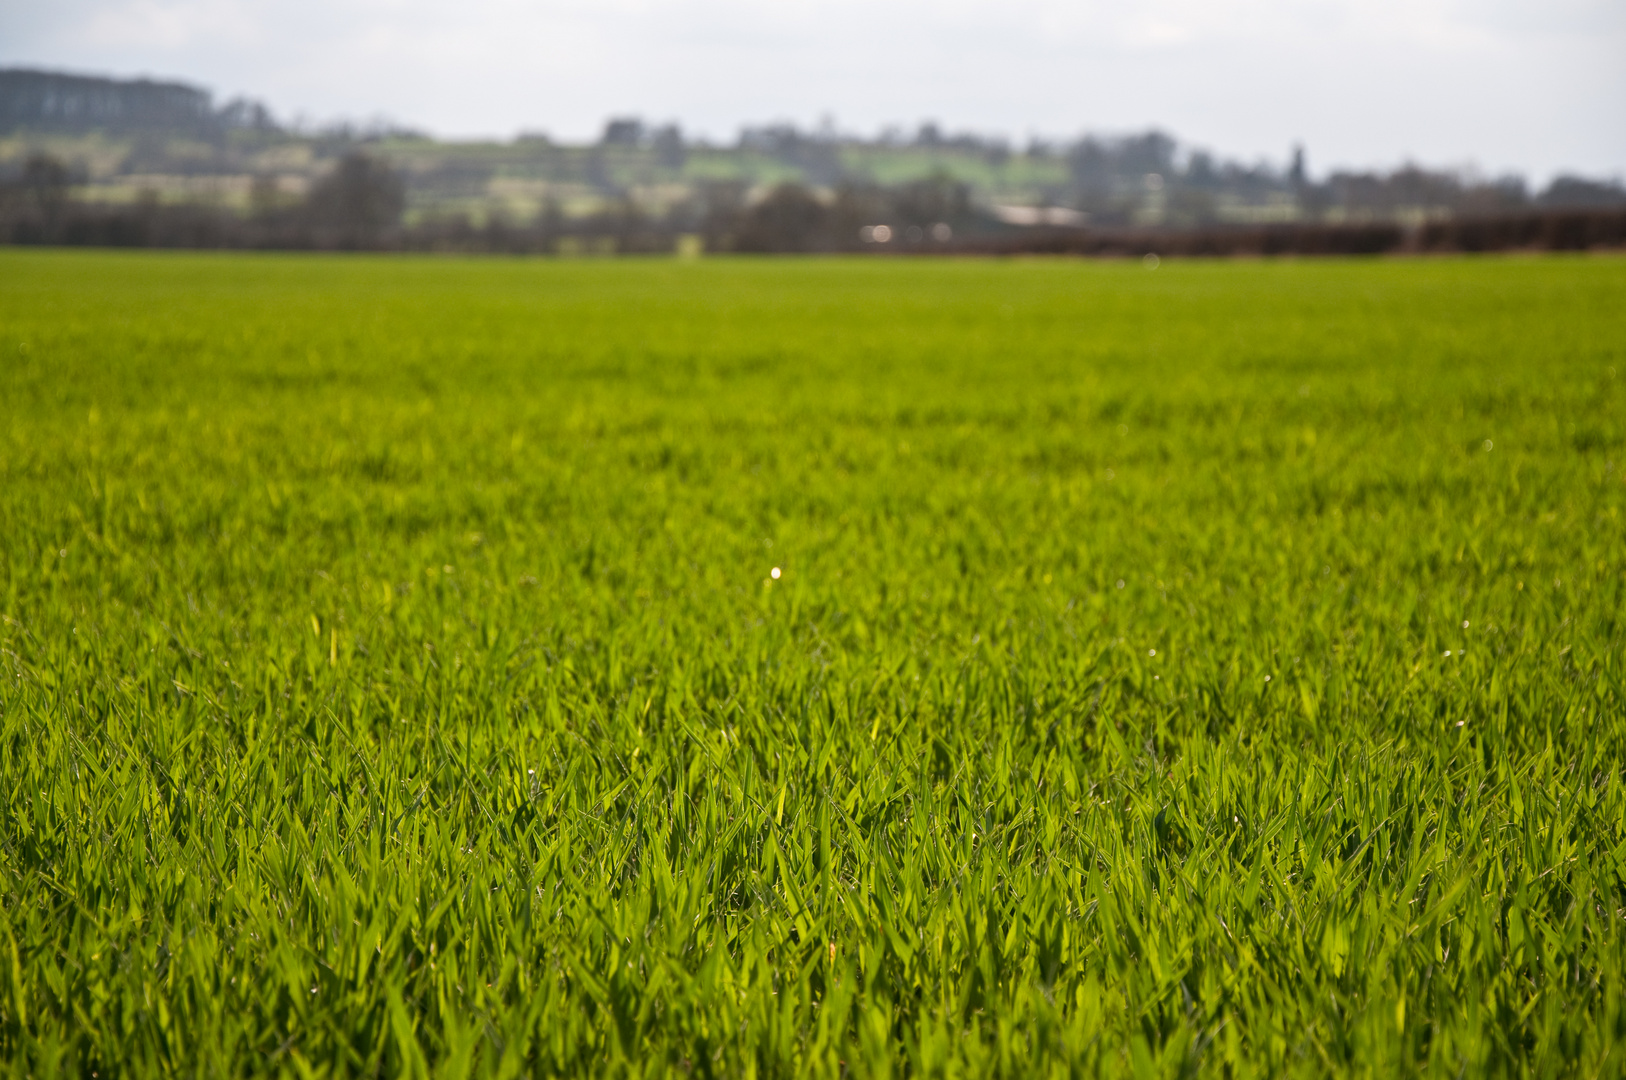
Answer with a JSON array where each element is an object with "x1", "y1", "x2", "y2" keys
[{"x1": 2, "y1": 0, "x2": 1621, "y2": 179}]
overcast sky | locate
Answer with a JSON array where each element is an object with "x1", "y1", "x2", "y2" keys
[{"x1": 3, "y1": 0, "x2": 1622, "y2": 181}]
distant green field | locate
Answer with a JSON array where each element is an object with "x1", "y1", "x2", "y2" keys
[{"x1": 1, "y1": 251, "x2": 1623, "y2": 1076}]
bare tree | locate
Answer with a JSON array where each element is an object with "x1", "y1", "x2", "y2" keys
[{"x1": 302, "y1": 153, "x2": 404, "y2": 247}]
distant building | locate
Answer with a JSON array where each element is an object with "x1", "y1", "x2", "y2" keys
[{"x1": 0, "y1": 68, "x2": 260, "y2": 136}]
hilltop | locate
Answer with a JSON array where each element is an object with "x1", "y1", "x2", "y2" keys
[{"x1": 5, "y1": 66, "x2": 1622, "y2": 240}]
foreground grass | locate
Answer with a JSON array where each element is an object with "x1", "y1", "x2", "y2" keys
[{"x1": 1, "y1": 251, "x2": 1623, "y2": 1076}]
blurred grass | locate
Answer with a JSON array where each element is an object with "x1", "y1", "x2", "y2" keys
[{"x1": 0, "y1": 250, "x2": 1624, "y2": 1076}]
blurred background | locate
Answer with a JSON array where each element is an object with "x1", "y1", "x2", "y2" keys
[{"x1": 2, "y1": 0, "x2": 1623, "y2": 252}]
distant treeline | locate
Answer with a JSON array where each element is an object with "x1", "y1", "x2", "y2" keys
[
  {"x1": 1048, "y1": 132, "x2": 1626, "y2": 225},
  {"x1": 8, "y1": 67, "x2": 1626, "y2": 227},
  {"x1": 4, "y1": 149, "x2": 1625, "y2": 256},
  {"x1": 0, "y1": 151, "x2": 978, "y2": 253},
  {"x1": 596, "y1": 120, "x2": 1626, "y2": 225}
]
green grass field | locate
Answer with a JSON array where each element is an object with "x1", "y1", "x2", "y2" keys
[{"x1": 1, "y1": 251, "x2": 1624, "y2": 1077}]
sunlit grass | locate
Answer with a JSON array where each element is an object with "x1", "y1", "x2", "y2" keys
[{"x1": 1, "y1": 250, "x2": 1623, "y2": 1076}]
